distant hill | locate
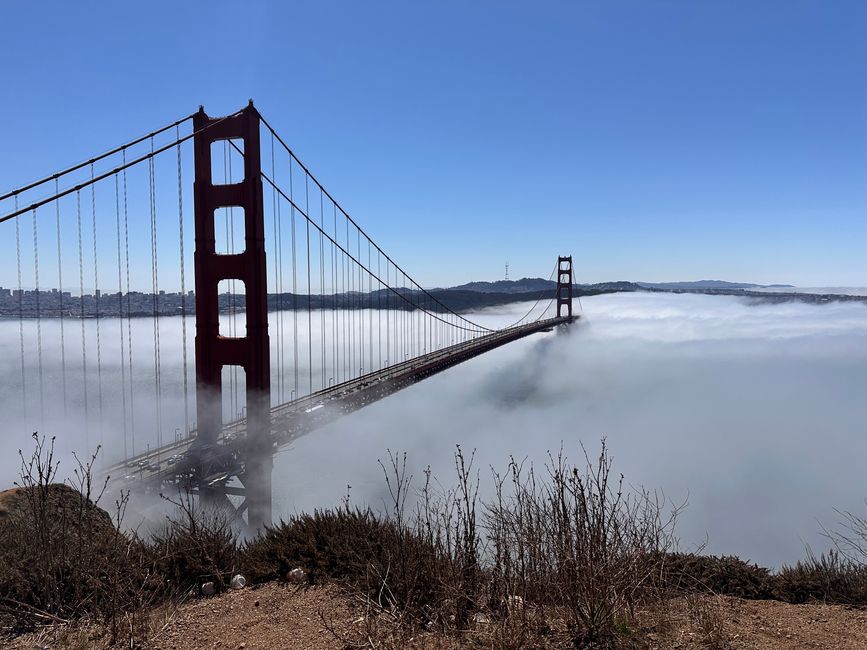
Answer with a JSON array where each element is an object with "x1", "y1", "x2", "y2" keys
[
  {"x1": 637, "y1": 280, "x2": 794, "y2": 291},
  {"x1": 447, "y1": 277, "x2": 557, "y2": 294},
  {"x1": 446, "y1": 278, "x2": 642, "y2": 294}
]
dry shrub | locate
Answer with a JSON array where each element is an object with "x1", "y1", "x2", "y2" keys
[
  {"x1": 661, "y1": 554, "x2": 774, "y2": 599},
  {"x1": 242, "y1": 460, "x2": 461, "y2": 621},
  {"x1": 149, "y1": 491, "x2": 240, "y2": 594},
  {"x1": 247, "y1": 442, "x2": 679, "y2": 648},
  {"x1": 776, "y1": 549, "x2": 867, "y2": 605},
  {"x1": 0, "y1": 435, "x2": 159, "y2": 643},
  {"x1": 0, "y1": 435, "x2": 240, "y2": 645},
  {"x1": 243, "y1": 507, "x2": 396, "y2": 584},
  {"x1": 485, "y1": 441, "x2": 678, "y2": 646}
]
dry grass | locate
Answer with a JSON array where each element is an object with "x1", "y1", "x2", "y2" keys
[{"x1": 7, "y1": 434, "x2": 867, "y2": 649}]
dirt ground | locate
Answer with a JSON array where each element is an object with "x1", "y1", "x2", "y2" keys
[
  {"x1": 8, "y1": 584, "x2": 867, "y2": 649},
  {"x1": 710, "y1": 596, "x2": 867, "y2": 649},
  {"x1": 149, "y1": 583, "x2": 365, "y2": 650}
]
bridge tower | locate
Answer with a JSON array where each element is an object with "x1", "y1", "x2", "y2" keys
[
  {"x1": 193, "y1": 102, "x2": 272, "y2": 530},
  {"x1": 557, "y1": 255, "x2": 573, "y2": 318}
]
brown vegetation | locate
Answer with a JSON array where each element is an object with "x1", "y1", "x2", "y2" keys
[{"x1": 4, "y1": 435, "x2": 867, "y2": 648}]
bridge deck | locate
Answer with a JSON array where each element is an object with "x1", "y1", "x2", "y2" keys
[{"x1": 106, "y1": 315, "x2": 574, "y2": 490}]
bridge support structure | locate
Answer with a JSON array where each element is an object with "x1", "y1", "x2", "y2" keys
[
  {"x1": 193, "y1": 102, "x2": 272, "y2": 530},
  {"x1": 556, "y1": 255, "x2": 573, "y2": 318}
]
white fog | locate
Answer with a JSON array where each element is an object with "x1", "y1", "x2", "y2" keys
[{"x1": 2, "y1": 291, "x2": 866, "y2": 568}]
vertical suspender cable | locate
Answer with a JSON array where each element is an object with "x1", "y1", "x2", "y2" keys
[
  {"x1": 177, "y1": 127, "x2": 190, "y2": 437},
  {"x1": 347, "y1": 218, "x2": 352, "y2": 378},
  {"x1": 224, "y1": 142, "x2": 236, "y2": 420},
  {"x1": 114, "y1": 174, "x2": 128, "y2": 459},
  {"x1": 55, "y1": 180, "x2": 68, "y2": 415},
  {"x1": 319, "y1": 189, "x2": 325, "y2": 389},
  {"x1": 341, "y1": 220, "x2": 347, "y2": 382},
  {"x1": 32, "y1": 208, "x2": 44, "y2": 427},
  {"x1": 91, "y1": 165, "x2": 104, "y2": 445},
  {"x1": 332, "y1": 203, "x2": 337, "y2": 384},
  {"x1": 149, "y1": 138, "x2": 163, "y2": 451},
  {"x1": 275, "y1": 139, "x2": 286, "y2": 403},
  {"x1": 122, "y1": 152, "x2": 136, "y2": 456},
  {"x1": 377, "y1": 249, "x2": 381, "y2": 370},
  {"x1": 270, "y1": 133, "x2": 283, "y2": 404},
  {"x1": 386, "y1": 260, "x2": 390, "y2": 367},
  {"x1": 77, "y1": 190, "x2": 89, "y2": 449},
  {"x1": 15, "y1": 197, "x2": 27, "y2": 421},
  {"x1": 305, "y1": 175, "x2": 312, "y2": 394},
  {"x1": 290, "y1": 155, "x2": 298, "y2": 399},
  {"x1": 356, "y1": 227, "x2": 362, "y2": 373}
]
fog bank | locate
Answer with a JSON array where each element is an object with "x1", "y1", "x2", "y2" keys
[{"x1": 273, "y1": 292, "x2": 867, "y2": 568}]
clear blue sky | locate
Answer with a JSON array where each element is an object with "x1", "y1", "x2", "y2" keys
[{"x1": 1, "y1": 0, "x2": 865, "y2": 287}]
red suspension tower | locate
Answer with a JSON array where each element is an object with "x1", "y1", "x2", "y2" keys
[
  {"x1": 557, "y1": 255, "x2": 573, "y2": 318},
  {"x1": 193, "y1": 102, "x2": 272, "y2": 529}
]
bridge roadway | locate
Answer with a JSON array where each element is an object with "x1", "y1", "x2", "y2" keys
[{"x1": 105, "y1": 314, "x2": 575, "y2": 492}]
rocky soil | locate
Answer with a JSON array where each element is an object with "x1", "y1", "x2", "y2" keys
[{"x1": 7, "y1": 583, "x2": 867, "y2": 649}]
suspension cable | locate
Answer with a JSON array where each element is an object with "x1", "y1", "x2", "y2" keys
[
  {"x1": 224, "y1": 141, "x2": 237, "y2": 419},
  {"x1": 319, "y1": 189, "x2": 326, "y2": 390},
  {"x1": 114, "y1": 173, "x2": 129, "y2": 459},
  {"x1": 32, "y1": 206, "x2": 45, "y2": 428},
  {"x1": 55, "y1": 178, "x2": 68, "y2": 415},
  {"x1": 76, "y1": 190, "x2": 89, "y2": 449},
  {"x1": 148, "y1": 137, "x2": 164, "y2": 451},
  {"x1": 15, "y1": 197, "x2": 27, "y2": 420},
  {"x1": 90, "y1": 165, "x2": 104, "y2": 445},
  {"x1": 258, "y1": 114, "x2": 492, "y2": 333},
  {"x1": 277, "y1": 146, "x2": 286, "y2": 403},
  {"x1": 176, "y1": 126, "x2": 190, "y2": 437},
  {"x1": 290, "y1": 155, "x2": 299, "y2": 398},
  {"x1": 0, "y1": 113, "x2": 196, "y2": 203},
  {"x1": 1, "y1": 111, "x2": 242, "y2": 225},
  {"x1": 500, "y1": 264, "x2": 559, "y2": 329},
  {"x1": 305, "y1": 175, "x2": 313, "y2": 394},
  {"x1": 122, "y1": 151, "x2": 136, "y2": 456},
  {"x1": 270, "y1": 132, "x2": 283, "y2": 403},
  {"x1": 263, "y1": 170, "x2": 489, "y2": 334}
]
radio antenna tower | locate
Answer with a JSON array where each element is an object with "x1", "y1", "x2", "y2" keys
[{"x1": 505, "y1": 261, "x2": 510, "y2": 281}]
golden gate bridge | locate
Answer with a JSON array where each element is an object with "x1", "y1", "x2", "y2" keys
[{"x1": 0, "y1": 102, "x2": 575, "y2": 529}]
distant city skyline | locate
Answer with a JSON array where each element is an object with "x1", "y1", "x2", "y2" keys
[{"x1": 1, "y1": 1, "x2": 865, "y2": 287}]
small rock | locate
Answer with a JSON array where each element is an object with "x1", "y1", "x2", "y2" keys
[
  {"x1": 287, "y1": 567, "x2": 307, "y2": 583},
  {"x1": 201, "y1": 581, "x2": 216, "y2": 596},
  {"x1": 254, "y1": 599, "x2": 260, "y2": 607},
  {"x1": 230, "y1": 574, "x2": 247, "y2": 589}
]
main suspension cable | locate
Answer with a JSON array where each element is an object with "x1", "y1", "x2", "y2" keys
[
  {"x1": 0, "y1": 112, "x2": 195, "y2": 203},
  {"x1": 263, "y1": 170, "x2": 489, "y2": 334},
  {"x1": 1, "y1": 111, "x2": 242, "y2": 225},
  {"x1": 256, "y1": 115, "x2": 493, "y2": 333}
]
